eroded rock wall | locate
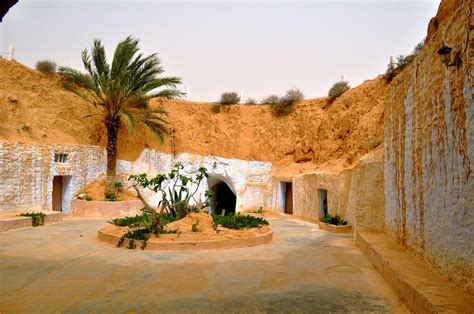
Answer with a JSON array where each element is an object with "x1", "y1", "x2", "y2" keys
[
  {"x1": 0, "y1": 142, "x2": 105, "y2": 212},
  {"x1": 281, "y1": 149, "x2": 385, "y2": 230},
  {"x1": 384, "y1": 0, "x2": 473, "y2": 292}
]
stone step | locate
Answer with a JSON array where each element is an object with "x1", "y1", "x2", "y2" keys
[
  {"x1": 356, "y1": 228, "x2": 474, "y2": 313},
  {"x1": 0, "y1": 211, "x2": 63, "y2": 232}
]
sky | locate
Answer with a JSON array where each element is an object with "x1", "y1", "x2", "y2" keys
[{"x1": 0, "y1": 0, "x2": 440, "y2": 102}]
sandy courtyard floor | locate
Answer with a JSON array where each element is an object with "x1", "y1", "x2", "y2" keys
[{"x1": 0, "y1": 218, "x2": 406, "y2": 313}]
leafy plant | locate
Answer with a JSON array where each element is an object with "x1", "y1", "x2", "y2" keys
[
  {"x1": 84, "y1": 194, "x2": 93, "y2": 201},
  {"x1": 36, "y1": 60, "x2": 57, "y2": 74},
  {"x1": 18, "y1": 212, "x2": 46, "y2": 227},
  {"x1": 212, "y1": 213, "x2": 269, "y2": 230},
  {"x1": 328, "y1": 81, "x2": 350, "y2": 100},
  {"x1": 59, "y1": 36, "x2": 183, "y2": 198},
  {"x1": 128, "y1": 163, "x2": 213, "y2": 234},
  {"x1": 384, "y1": 38, "x2": 424, "y2": 82},
  {"x1": 117, "y1": 227, "x2": 151, "y2": 250},
  {"x1": 272, "y1": 89, "x2": 304, "y2": 116},
  {"x1": 191, "y1": 220, "x2": 200, "y2": 232},
  {"x1": 109, "y1": 214, "x2": 150, "y2": 228},
  {"x1": 321, "y1": 213, "x2": 347, "y2": 226},
  {"x1": 115, "y1": 181, "x2": 123, "y2": 189},
  {"x1": 219, "y1": 92, "x2": 240, "y2": 105},
  {"x1": 254, "y1": 207, "x2": 264, "y2": 214},
  {"x1": 261, "y1": 95, "x2": 280, "y2": 105},
  {"x1": 105, "y1": 193, "x2": 117, "y2": 201}
]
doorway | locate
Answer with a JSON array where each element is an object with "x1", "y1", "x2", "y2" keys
[
  {"x1": 52, "y1": 176, "x2": 72, "y2": 212},
  {"x1": 318, "y1": 189, "x2": 328, "y2": 218},
  {"x1": 284, "y1": 182, "x2": 293, "y2": 214},
  {"x1": 213, "y1": 181, "x2": 236, "y2": 215}
]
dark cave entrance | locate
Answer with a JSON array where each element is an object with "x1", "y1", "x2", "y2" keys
[{"x1": 212, "y1": 181, "x2": 236, "y2": 215}]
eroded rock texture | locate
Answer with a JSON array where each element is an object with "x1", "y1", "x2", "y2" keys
[{"x1": 385, "y1": 0, "x2": 473, "y2": 292}]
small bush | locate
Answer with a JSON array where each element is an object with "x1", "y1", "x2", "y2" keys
[
  {"x1": 321, "y1": 213, "x2": 347, "y2": 226},
  {"x1": 328, "y1": 81, "x2": 350, "y2": 100},
  {"x1": 261, "y1": 95, "x2": 280, "y2": 105},
  {"x1": 84, "y1": 194, "x2": 93, "y2": 201},
  {"x1": 35, "y1": 60, "x2": 57, "y2": 74},
  {"x1": 272, "y1": 89, "x2": 304, "y2": 116},
  {"x1": 219, "y1": 92, "x2": 240, "y2": 105},
  {"x1": 18, "y1": 212, "x2": 46, "y2": 227},
  {"x1": 109, "y1": 214, "x2": 150, "y2": 228},
  {"x1": 212, "y1": 213, "x2": 269, "y2": 230},
  {"x1": 105, "y1": 193, "x2": 117, "y2": 201},
  {"x1": 384, "y1": 38, "x2": 424, "y2": 82}
]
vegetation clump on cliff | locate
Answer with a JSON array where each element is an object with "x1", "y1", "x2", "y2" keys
[
  {"x1": 328, "y1": 81, "x2": 350, "y2": 100},
  {"x1": 35, "y1": 60, "x2": 57, "y2": 74},
  {"x1": 384, "y1": 39, "x2": 425, "y2": 82},
  {"x1": 219, "y1": 92, "x2": 241, "y2": 105}
]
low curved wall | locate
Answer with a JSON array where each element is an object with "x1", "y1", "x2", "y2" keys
[
  {"x1": 71, "y1": 199, "x2": 143, "y2": 218},
  {"x1": 98, "y1": 226, "x2": 273, "y2": 251}
]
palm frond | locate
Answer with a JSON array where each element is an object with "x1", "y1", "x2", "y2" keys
[
  {"x1": 149, "y1": 88, "x2": 185, "y2": 99},
  {"x1": 119, "y1": 110, "x2": 136, "y2": 136}
]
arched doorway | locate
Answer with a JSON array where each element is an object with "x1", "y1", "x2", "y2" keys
[
  {"x1": 213, "y1": 182, "x2": 236, "y2": 215},
  {"x1": 207, "y1": 176, "x2": 236, "y2": 215}
]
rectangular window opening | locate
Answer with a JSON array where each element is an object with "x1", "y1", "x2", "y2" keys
[{"x1": 54, "y1": 153, "x2": 69, "y2": 163}]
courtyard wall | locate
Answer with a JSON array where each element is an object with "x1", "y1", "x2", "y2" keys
[{"x1": 384, "y1": 0, "x2": 473, "y2": 292}]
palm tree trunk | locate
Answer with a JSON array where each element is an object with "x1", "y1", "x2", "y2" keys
[{"x1": 105, "y1": 119, "x2": 120, "y2": 197}]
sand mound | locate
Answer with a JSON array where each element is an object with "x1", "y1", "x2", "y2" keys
[
  {"x1": 0, "y1": 58, "x2": 389, "y2": 174},
  {"x1": 77, "y1": 179, "x2": 137, "y2": 201},
  {"x1": 164, "y1": 212, "x2": 215, "y2": 234}
]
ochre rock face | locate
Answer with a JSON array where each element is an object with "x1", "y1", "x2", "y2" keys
[
  {"x1": 0, "y1": 58, "x2": 387, "y2": 173},
  {"x1": 385, "y1": 0, "x2": 473, "y2": 293}
]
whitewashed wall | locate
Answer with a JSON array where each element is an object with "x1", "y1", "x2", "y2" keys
[
  {"x1": 0, "y1": 142, "x2": 105, "y2": 213},
  {"x1": 117, "y1": 150, "x2": 273, "y2": 213},
  {"x1": 0, "y1": 143, "x2": 273, "y2": 214}
]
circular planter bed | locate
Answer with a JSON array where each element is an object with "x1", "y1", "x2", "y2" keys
[
  {"x1": 71, "y1": 199, "x2": 143, "y2": 218},
  {"x1": 98, "y1": 213, "x2": 273, "y2": 251}
]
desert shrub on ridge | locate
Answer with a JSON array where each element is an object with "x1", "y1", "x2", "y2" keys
[
  {"x1": 36, "y1": 60, "x2": 57, "y2": 74},
  {"x1": 219, "y1": 92, "x2": 240, "y2": 105},
  {"x1": 268, "y1": 89, "x2": 304, "y2": 116},
  {"x1": 328, "y1": 81, "x2": 350, "y2": 100}
]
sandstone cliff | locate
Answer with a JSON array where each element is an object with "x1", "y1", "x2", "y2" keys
[{"x1": 0, "y1": 58, "x2": 387, "y2": 174}]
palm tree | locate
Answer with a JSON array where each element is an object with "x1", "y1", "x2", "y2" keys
[{"x1": 60, "y1": 36, "x2": 183, "y2": 198}]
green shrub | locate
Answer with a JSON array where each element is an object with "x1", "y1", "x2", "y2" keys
[
  {"x1": 261, "y1": 95, "x2": 280, "y2": 105},
  {"x1": 328, "y1": 81, "x2": 350, "y2": 100},
  {"x1": 219, "y1": 92, "x2": 240, "y2": 105},
  {"x1": 384, "y1": 39, "x2": 424, "y2": 82},
  {"x1": 114, "y1": 181, "x2": 123, "y2": 189},
  {"x1": 272, "y1": 89, "x2": 304, "y2": 116},
  {"x1": 129, "y1": 163, "x2": 213, "y2": 232},
  {"x1": 84, "y1": 194, "x2": 93, "y2": 201},
  {"x1": 321, "y1": 213, "x2": 347, "y2": 226},
  {"x1": 18, "y1": 212, "x2": 46, "y2": 227},
  {"x1": 105, "y1": 193, "x2": 117, "y2": 201},
  {"x1": 212, "y1": 213, "x2": 269, "y2": 230},
  {"x1": 35, "y1": 60, "x2": 57, "y2": 74},
  {"x1": 109, "y1": 214, "x2": 150, "y2": 228},
  {"x1": 117, "y1": 227, "x2": 151, "y2": 250}
]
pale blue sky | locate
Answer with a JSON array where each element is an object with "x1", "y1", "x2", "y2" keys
[{"x1": 0, "y1": 0, "x2": 440, "y2": 101}]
